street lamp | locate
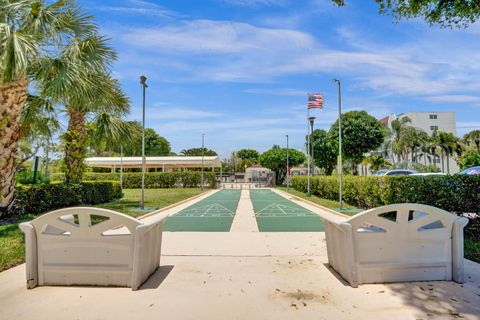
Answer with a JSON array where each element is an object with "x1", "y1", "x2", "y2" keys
[
  {"x1": 140, "y1": 75, "x2": 148, "y2": 209},
  {"x1": 332, "y1": 78, "x2": 344, "y2": 210},
  {"x1": 201, "y1": 133, "x2": 205, "y2": 191},
  {"x1": 286, "y1": 134, "x2": 289, "y2": 189},
  {"x1": 308, "y1": 116, "x2": 315, "y2": 176}
]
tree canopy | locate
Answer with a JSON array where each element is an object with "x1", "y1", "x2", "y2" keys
[
  {"x1": 259, "y1": 148, "x2": 305, "y2": 184},
  {"x1": 329, "y1": 110, "x2": 386, "y2": 172},
  {"x1": 310, "y1": 129, "x2": 337, "y2": 175},
  {"x1": 332, "y1": 0, "x2": 480, "y2": 27},
  {"x1": 180, "y1": 147, "x2": 217, "y2": 156},
  {"x1": 237, "y1": 149, "x2": 260, "y2": 161}
]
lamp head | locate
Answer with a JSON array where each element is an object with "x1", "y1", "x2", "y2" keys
[
  {"x1": 308, "y1": 116, "x2": 316, "y2": 125},
  {"x1": 140, "y1": 75, "x2": 148, "y2": 87}
]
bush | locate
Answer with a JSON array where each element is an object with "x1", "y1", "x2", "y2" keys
[
  {"x1": 9, "y1": 181, "x2": 122, "y2": 217},
  {"x1": 291, "y1": 175, "x2": 480, "y2": 213},
  {"x1": 50, "y1": 172, "x2": 217, "y2": 188},
  {"x1": 16, "y1": 170, "x2": 50, "y2": 184}
]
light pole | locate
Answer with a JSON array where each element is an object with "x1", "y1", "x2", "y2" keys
[
  {"x1": 140, "y1": 75, "x2": 148, "y2": 209},
  {"x1": 201, "y1": 133, "x2": 205, "y2": 191},
  {"x1": 332, "y1": 79, "x2": 343, "y2": 210},
  {"x1": 308, "y1": 116, "x2": 315, "y2": 176},
  {"x1": 286, "y1": 134, "x2": 289, "y2": 189}
]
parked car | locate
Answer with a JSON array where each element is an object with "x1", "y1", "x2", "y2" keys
[
  {"x1": 410, "y1": 172, "x2": 446, "y2": 176},
  {"x1": 372, "y1": 169, "x2": 416, "y2": 176},
  {"x1": 458, "y1": 166, "x2": 480, "y2": 175}
]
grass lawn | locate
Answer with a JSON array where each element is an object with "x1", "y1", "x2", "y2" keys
[
  {"x1": 277, "y1": 187, "x2": 360, "y2": 215},
  {"x1": 97, "y1": 188, "x2": 205, "y2": 217},
  {"x1": 0, "y1": 188, "x2": 206, "y2": 272}
]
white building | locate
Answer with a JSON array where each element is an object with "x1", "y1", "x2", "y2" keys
[{"x1": 380, "y1": 112, "x2": 459, "y2": 173}]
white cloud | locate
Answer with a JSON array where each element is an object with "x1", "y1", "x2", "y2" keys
[
  {"x1": 244, "y1": 88, "x2": 307, "y2": 96},
  {"x1": 148, "y1": 106, "x2": 224, "y2": 120},
  {"x1": 95, "y1": 0, "x2": 177, "y2": 18},
  {"x1": 425, "y1": 95, "x2": 480, "y2": 104},
  {"x1": 121, "y1": 20, "x2": 315, "y2": 54},
  {"x1": 220, "y1": 0, "x2": 289, "y2": 7}
]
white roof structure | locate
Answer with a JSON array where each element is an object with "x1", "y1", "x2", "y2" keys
[{"x1": 84, "y1": 156, "x2": 221, "y2": 169}]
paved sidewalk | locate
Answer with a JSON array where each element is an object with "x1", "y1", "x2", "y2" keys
[
  {"x1": 1, "y1": 232, "x2": 479, "y2": 320},
  {"x1": 230, "y1": 190, "x2": 258, "y2": 232}
]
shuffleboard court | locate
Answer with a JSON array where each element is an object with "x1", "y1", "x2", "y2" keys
[
  {"x1": 250, "y1": 189, "x2": 324, "y2": 232},
  {"x1": 164, "y1": 190, "x2": 241, "y2": 232}
]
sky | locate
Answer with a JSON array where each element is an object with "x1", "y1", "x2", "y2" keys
[{"x1": 77, "y1": 0, "x2": 480, "y2": 158}]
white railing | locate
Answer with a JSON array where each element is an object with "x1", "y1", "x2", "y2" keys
[
  {"x1": 324, "y1": 203, "x2": 469, "y2": 287},
  {"x1": 20, "y1": 207, "x2": 168, "y2": 291}
]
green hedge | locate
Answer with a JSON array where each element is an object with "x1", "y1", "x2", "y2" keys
[
  {"x1": 50, "y1": 172, "x2": 216, "y2": 188},
  {"x1": 291, "y1": 175, "x2": 480, "y2": 213},
  {"x1": 10, "y1": 181, "x2": 122, "y2": 216}
]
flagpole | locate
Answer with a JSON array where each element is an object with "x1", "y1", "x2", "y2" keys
[{"x1": 307, "y1": 105, "x2": 311, "y2": 195}]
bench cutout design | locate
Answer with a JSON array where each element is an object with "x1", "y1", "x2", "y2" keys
[
  {"x1": 20, "y1": 207, "x2": 168, "y2": 290},
  {"x1": 324, "y1": 203, "x2": 468, "y2": 287}
]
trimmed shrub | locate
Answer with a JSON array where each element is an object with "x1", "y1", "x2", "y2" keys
[
  {"x1": 10, "y1": 181, "x2": 122, "y2": 216},
  {"x1": 291, "y1": 175, "x2": 480, "y2": 213},
  {"x1": 50, "y1": 172, "x2": 216, "y2": 188}
]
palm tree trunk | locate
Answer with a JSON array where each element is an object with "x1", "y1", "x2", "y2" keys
[
  {"x1": 0, "y1": 79, "x2": 28, "y2": 215},
  {"x1": 441, "y1": 150, "x2": 445, "y2": 173},
  {"x1": 64, "y1": 110, "x2": 87, "y2": 183},
  {"x1": 446, "y1": 152, "x2": 450, "y2": 174}
]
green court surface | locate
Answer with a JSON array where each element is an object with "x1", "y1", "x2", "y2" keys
[
  {"x1": 250, "y1": 189, "x2": 325, "y2": 232},
  {"x1": 164, "y1": 190, "x2": 241, "y2": 232}
]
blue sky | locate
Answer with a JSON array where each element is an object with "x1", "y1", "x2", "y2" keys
[{"x1": 78, "y1": 0, "x2": 480, "y2": 158}]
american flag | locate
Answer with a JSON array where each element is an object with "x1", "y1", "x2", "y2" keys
[{"x1": 307, "y1": 93, "x2": 324, "y2": 109}]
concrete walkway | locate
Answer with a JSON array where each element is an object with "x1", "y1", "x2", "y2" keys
[
  {"x1": 1, "y1": 232, "x2": 479, "y2": 320},
  {"x1": 230, "y1": 190, "x2": 258, "y2": 232},
  {"x1": 1, "y1": 188, "x2": 479, "y2": 320}
]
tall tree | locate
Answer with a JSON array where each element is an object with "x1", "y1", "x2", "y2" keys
[
  {"x1": 180, "y1": 147, "x2": 217, "y2": 156},
  {"x1": 329, "y1": 111, "x2": 386, "y2": 174},
  {"x1": 390, "y1": 116, "x2": 411, "y2": 162},
  {"x1": 0, "y1": 0, "x2": 92, "y2": 213},
  {"x1": 332, "y1": 0, "x2": 480, "y2": 27},
  {"x1": 259, "y1": 148, "x2": 305, "y2": 184},
  {"x1": 237, "y1": 149, "x2": 260, "y2": 161},
  {"x1": 463, "y1": 130, "x2": 480, "y2": 152},
  {"x1": 310, "y1": 129, "x2": 337, "y2": 175},
  {"x1": 34, "y1": 36, "x2": 130, "y2": 182}
]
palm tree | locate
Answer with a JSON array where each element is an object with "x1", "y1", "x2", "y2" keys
[
  {"x1": 463, "y1": 130, "x2": 480, "y2": 152},
  {"x1": 434, "y1": 130, "x2": 462, "y2": 174},
  {"x1": 32, "y1": 31, "x2": 129, "y2": 183},
  {"x1": 0, "y1": 0, "x2": 93, "y2": 212},
  {"x1": 88, "y1": 116, "x2": 141, "y2": 157},
  {"x1": 390, "y1": 116, "x2": 411, "y2": 162}
]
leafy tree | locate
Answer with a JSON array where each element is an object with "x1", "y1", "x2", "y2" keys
[
  {"x1": 463, "y1": 130, "x2": 480, "y2": 152},
  {"x1": 310, "y1": 129, "x2": 337, "y2": 175},
  {"x1": 365, "y1": 155, "x2": 392, "y2": 173},
  {"x1": 259, "y1": 148, "x2": 305, "y2": 184},
  {"x1": 0, "y1": 0, "x2": 93, "y2": 212},
  {"x1": 180, "y1": 148, "x2": 217, "y2": 156},
  {"x1": 237, "y1": 149, "x2": 260, "y2": 161},
  {"x1": 120, "y1": 127, "x2": 170, "y2": 156},
  {"x1": 329, "y1": 111, "x2": 386, "y2": 174},
  {"x1": 457, "y1": 149, "x2": 480, "y2": 170},
  {"x1": 332, "y1": 0, "x2": 480, "y2": 27}
]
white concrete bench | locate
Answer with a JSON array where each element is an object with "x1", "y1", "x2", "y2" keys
[
  {"x1": 20, "y1": 207, "x2": 168, "y2": 291},
  {"x1": 323, "y1": 203, "x2": 469, "y2": 287}
]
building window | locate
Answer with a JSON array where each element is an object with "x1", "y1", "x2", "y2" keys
[
  {"x1": 429, "y1": 114, "x2": 438, "y2": 120},
  {"x1": 430, "y1": 125, "x2": 438, "y2": 130}
]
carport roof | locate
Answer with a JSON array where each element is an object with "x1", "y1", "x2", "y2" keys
[{"x1": 84, "y1": 156, "x2": 221, "y2": 169}]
